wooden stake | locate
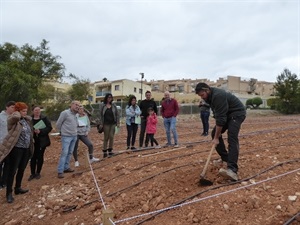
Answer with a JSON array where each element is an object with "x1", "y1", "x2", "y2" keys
[{"x1": 102, "y1": 208, "x2": 115, "y2": 225}]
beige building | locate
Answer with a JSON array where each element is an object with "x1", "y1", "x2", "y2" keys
[{"x1": 90, "y1": 79, "x2": 152, "y2": 103}]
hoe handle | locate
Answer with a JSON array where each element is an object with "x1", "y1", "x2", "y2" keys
[{"x1": 200, "y1": 144, "x2": 215, "y2": 177}]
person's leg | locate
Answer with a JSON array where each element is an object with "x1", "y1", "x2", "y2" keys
[
  {"x1": 1, "y1": 159, "x2": 9, "y2": 187},
  {"x1": 30, "y1": 142, "x2": 39, "y2": 176},
  {"x1": 108, "y1": 124, "x2": 115, "y2": 150},
  {"x1": 5, "y1": 147, "x2": 21, "y2": 196},
  {"x1": 131, "y1": 124, "x2": 138, "y2": 147},
  {"x1": 152, "y1": 134, "x2": 159, "y2": 146},
  {"x1": 145, "y1": 134, "x2": 150, "y2": 147},
  {"x1": 57, "y1": 136, "x2": 73, "y2": 174},
  {"x1": 211, "y1": 125, "x2": 229, "y2": 162},
  {"x1": 170, "y1": 117, "x2": 178, "y2": 145},
  {"x1": 64, "y1": 135, "x2": 77, "y2": 170},
  {"x1": 203, "y1": 111, "x2": 210, "y2": 135},
  {"x1": 36, "y1": 147, "x2": 46, "y2": 176},
  {"x1": 163, "y1": 118, "x2": 171, "y2": 145},
  {"x1": 73, "y1": 136, "x2": 80, "y2": 162},
  {"x1": 200, "y1": 112, "x2": 205, "y2": 134},
  {"x1": 80, "y1": 135, "x2": 94, "y2": 159},
  {"x1": 126, "y1": 125, "x2": 132, "y2": 148},
  {"x1": 139, "y1": 118, "x2": 147, "y2": 147},
  {"x1": 15, "y1": 148, "x2": 30, "y2": 190},
  {"x1": 227, "y1": 115, "x2": 246, "y2": 173}
]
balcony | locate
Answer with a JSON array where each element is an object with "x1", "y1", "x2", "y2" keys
[{"x1": 96, "y1": 91, "x2": 111, "y2": 97}]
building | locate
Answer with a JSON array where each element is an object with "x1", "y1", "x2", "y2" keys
[{"x1": 90, "y1": 79, "x2": 152, "y2": 103}]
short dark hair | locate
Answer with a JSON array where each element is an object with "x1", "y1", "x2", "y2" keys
[
  {"x1": 147, "y1": 107, "x2": 153, "y2": 112},
  {"x1": 6, "y1": 101, "x2": 16, "y2": 107},
  {"x1": 145, "y1": 91, "x2": 151, "y2": 94},
  {"x1": 195, "y1": 83, "x2": 210, "y2": 94}
]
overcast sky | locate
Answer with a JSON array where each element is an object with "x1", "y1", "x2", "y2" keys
[{"x1": 1, "y1": 0, "x2": 299, "y2": 83}]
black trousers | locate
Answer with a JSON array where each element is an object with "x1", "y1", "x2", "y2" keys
[
  {"x1": 145, "y1": 134, "x2": 158, "y2": 147},
  {"x1": 139, "y1": 118, "x2": 147, "y2": 147},
  {"x1": 0, "y1": 160, "x2": 8, "y2": 186},
  {"x1": 30, "y1": 142, "x2": 46, "y2": 175},
  {"x1": 5, "y1": 147, "x2": 30, "y2": 195},
  {"x1": 126, "y1": 123, "x2": 139, "y2": 147},
  {"x1": 211, "y1": 115, "x2": 246, "y2": 173}
]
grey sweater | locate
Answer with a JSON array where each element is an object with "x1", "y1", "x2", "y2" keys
[{"x1": 56, "y1": 109, "x2": 78, "y2": 136}]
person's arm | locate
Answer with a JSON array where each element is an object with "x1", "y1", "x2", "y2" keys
[
  {"x1": 153, "y1": 101, "x2": 158, "y2": 115},
  {"x1": 56, "y1": 111, "x2": 66, "y2": 132},
  {"x1": 173, "y1": 100, "x2": 179, "y2": 117},
  {"x1": 39, "y1": 116, "x2": 53, "y2": 136}
]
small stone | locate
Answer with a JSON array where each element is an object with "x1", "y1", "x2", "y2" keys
[
  {"x1": 288, "y1": 196, "x2": 297, "y2": 201},
  {"x1": 223, "y1": 204, "x2": 229, "y2": 211},
  {"x1": 276, "y1": 205, "x2": 282, "y2": 210}
]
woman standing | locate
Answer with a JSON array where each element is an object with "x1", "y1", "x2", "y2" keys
[
  {"x1": 99, "y1": 93, "x2": 120, "y2": 158},
  {"x1": 125, "y1": 96, "x2": 141, "y2": 150},
  {"x1": 73, "y1": 105, "x2": 99, "y2": 166},
  {"x1": 0, "y1": 102, "x2": 33, "y2": 203},
  {"x1": 28, "y1": 106, "x2": 52, "y2": 181}
]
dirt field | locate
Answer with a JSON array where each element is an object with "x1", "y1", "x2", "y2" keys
[{"x1": 0, "y1": 110, "x2": 300, "y2": 225}]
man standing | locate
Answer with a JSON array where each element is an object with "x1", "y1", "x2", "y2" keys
[
  {"x1": 0, "y1": 101, "x2": 15, "y2": 188},
  {"x1": 56, "y1": 100, "x2": 80, "y2": 178},
  {"x1": 195, "y1": 83, "x2": 246, "y2": 181},
  {"x1": 160, "y1": 91, "x2": 179, "y2": 147},
  {"x1": 199, "y1": 99, "x2": 210, "y2": 136},
  {"x1": 139, "y1": 91, "x2": 158, "y2": 148}
]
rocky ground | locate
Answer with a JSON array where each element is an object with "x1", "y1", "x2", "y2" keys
[{"x1": 0, "y1": 110, "x2": 300, "y2": 225}]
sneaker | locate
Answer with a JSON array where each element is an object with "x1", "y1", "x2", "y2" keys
[
  {"x1": 174, "y1": 144, "x2": 179, "y2": 148},
  {"x1": 74, "y1": 161, "x2": 79, "y2": 167},
  {"x1": 63, "y1": 168, "x2": 74, "y2": 173},
  {"x1": 213, "y1": 159, "x2": 226, "y2": 168},
  {"x1": 219, "y1": 168, "x2": 238, "y2": 181},
  {"x1": 58, "y1": 173, "x2": 64, "y2": 179},
  {"x1": 155, "y1": 145, "x2": 161, "y2": 149},
  {"x1": 131, "y1": 146, "x2": 137, "y2": 151},
  {"x1": 90, "y1": 157, "x2": 100, "y2": 163},
  {"x1": 35, "y1": 174, "x2": 41, "y2": 179}
]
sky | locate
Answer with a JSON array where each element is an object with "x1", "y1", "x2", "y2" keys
[{"x1": 0, "y1": 0, "x2": 299, "y2": 83}]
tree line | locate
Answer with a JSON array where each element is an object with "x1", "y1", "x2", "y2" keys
[{"x1": 0, "y1": 40, "x2": 299, "y2": 116}]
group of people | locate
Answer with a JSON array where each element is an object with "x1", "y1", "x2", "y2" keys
[
  {"x1": 0, "y1": 102, "x2": 52, "y2": 203},
  {"x1": 0, "y1": 82, "x2": 246, "y2": 204}
]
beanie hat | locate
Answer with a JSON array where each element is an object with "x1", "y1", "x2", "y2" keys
[{"x1": 15, "y1": 102, "x2": 28, "y2": 111}]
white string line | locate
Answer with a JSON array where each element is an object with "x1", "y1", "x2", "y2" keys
[
  {"x1": 113, "y1": 167, "x2": 300, "y2": 224},
  {"x1": 109, "y1": 218, "x2": 116, "y2": 225},
  {"x1": 88, "y1": 153, "x2": 107, "y2": 210}
]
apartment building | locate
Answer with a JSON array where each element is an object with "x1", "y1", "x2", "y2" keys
[{"x1": 90, "y1": 79, "x2": 152, "y2": 103}]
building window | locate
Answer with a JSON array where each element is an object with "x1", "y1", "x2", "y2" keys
[
  {"x1": 134, "y1": 87, "x2": 137, "y2": 92},
  {"x1": 115, "y1": 85, "x2": 120, "y2": 91},
  {"x1": 139, "y1": 89, "x2": 142, "y2": 94}
]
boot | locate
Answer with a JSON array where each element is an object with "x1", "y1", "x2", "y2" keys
[
  {"x1": 103, "y1": 150, "x2": 108, "y2": 158},
  {"x1": 108, "y1": 148, "x2": 115, "y2": 158},
  {"x1": 14, "y1": 187, "x2": 29, "y2": 195},
  {"x1": 6, "y1": 193, "x2": 14, "y2": 203}
]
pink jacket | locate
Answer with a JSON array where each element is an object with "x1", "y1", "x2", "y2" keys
[{"x1": 146, "y1": 113, "x2": 158, "y2": 134}]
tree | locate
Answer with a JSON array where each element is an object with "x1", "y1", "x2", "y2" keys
[
  {"x1": 252, "y1": 97, "x2": 263, "y2": 108},
  {"x1": 273, "y1": 68, "x2": 300, "y2": 113},
  {"x1": 245, "y1": 99, "x2": 253, "y2": 108},
  {"x1": 0, "y1": 40, "x2": 65, "y2": 107},
  {"x1": 67, "y1": 78, "x2": 91, "y2": 101}
]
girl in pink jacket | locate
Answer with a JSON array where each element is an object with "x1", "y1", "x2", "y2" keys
[{"x1": 145, "y1": 107, "x2": 160, "y2": 148}]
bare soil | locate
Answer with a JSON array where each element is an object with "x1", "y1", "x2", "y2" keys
[{"x1": 1, "y1": 110, "x2": 300, "y2": 225}]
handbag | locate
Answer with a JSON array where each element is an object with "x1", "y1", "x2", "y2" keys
[
  {"x1": 135, "y1": 116, "x2": 141, "y2": 125},
  {"x1": 97, "y1": 124, "x2": 104, "y2": 133}
]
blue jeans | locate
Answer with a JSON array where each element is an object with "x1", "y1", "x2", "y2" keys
[
  {"x1": 200, "y1": 111, "x2": 210, "y2": 134},
  {"x1": 57, "y1": 135, "x2": 77, "y2": 173},
  {"x1": 163, "y1": 117, "x2": 178, "y2": 145}
]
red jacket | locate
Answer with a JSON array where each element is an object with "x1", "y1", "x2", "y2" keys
[
  {"x1": 146, "y1": 113, "x2": 157, "y2": 134},
  {"x1": 161, "y1": 98, "x2": 179, "y2": 118}
]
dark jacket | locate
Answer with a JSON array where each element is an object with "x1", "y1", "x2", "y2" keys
[
  {"x1": 139, "y1": 99, "x2": 158, "y2": 118},
  {"x1": 0, "y1": 111, "x2": 34, "y2": 162},
  {"x1": 32, "y1": 115, "x2": 52, "y2": 149},
  {"x1": 206, "y1": 87, "x2": 246, "y2": 126},
  {"x1": 99, "y1": 103, "x2": 120, "y2": 127}
]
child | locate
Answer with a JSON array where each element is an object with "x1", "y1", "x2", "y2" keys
[{"x1": 145, "y1": 107, "x2": 160, "y2": 148}]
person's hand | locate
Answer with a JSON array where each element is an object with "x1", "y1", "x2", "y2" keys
[
  {"x1": 34, "y1": 129, "x2": 40, "y2": 134},
  {"x1": 212, "y1": 138, "x2": 219, "y2": 146}
]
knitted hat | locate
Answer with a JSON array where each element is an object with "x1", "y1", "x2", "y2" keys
[{"x1": 15, "y1": 102, "x2": 28, "y2": 111}]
